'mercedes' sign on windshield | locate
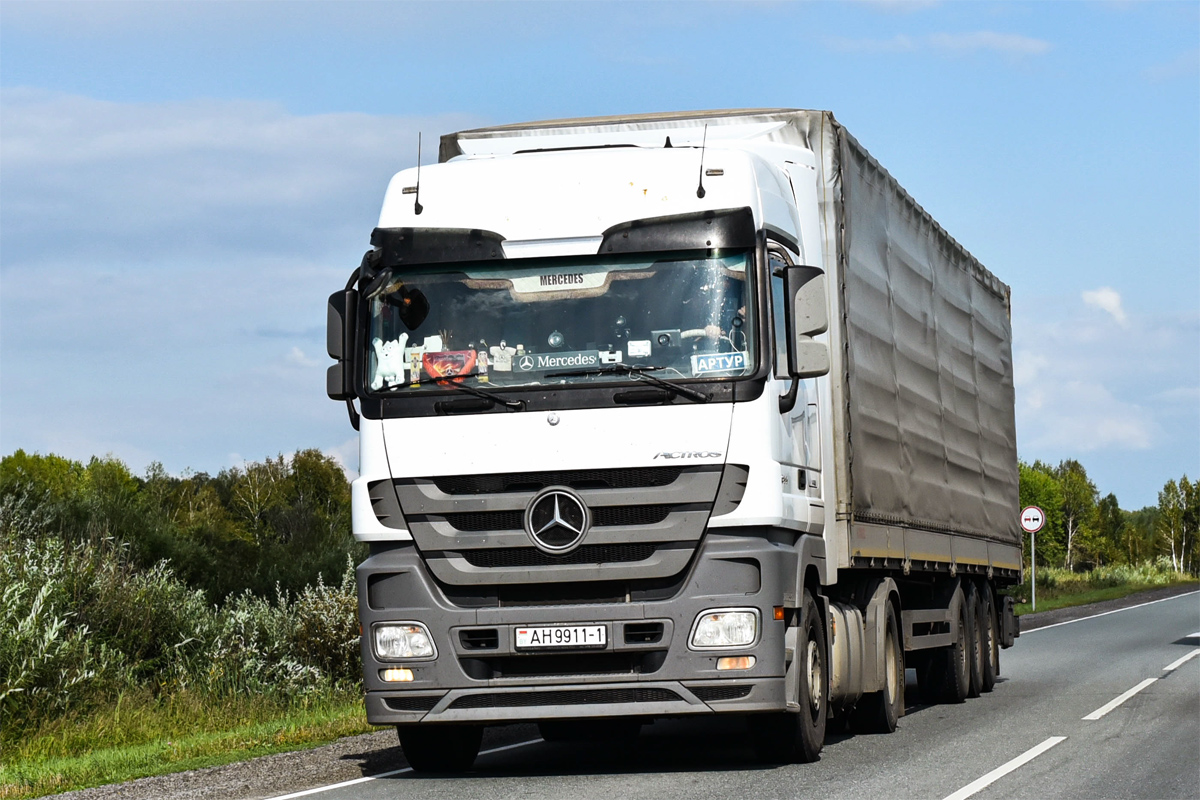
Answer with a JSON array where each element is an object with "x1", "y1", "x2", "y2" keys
[
  {"x1": 515, "y1": 350, "x2": 601, "y2": 372},
  {"x1": 506, "y1": 268, "x2": 608, "y2": 294}
]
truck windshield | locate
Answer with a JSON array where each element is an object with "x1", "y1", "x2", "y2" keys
[{"x1": 363, "y1": 250, "x2": 756, "y2": 393}]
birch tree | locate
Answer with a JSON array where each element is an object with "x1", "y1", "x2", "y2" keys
[
  {"x1": 1056, "y1": 460, "x2": 1097, "y2": 571},
  {"x1": 1158, "y1": 479, "x2": 1184, "y2": 572}
]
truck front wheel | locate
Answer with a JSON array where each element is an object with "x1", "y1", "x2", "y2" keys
[
  {"x1": 397, "y1": 724, "x2": 483, "y2": 773},
  {"x1": 751, "y1": 589, "x2": 827, "y2": 763}
]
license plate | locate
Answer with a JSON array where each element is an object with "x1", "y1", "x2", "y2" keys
[{"x1": 515, "y1": 625, "x2": 607, "y2": 649}]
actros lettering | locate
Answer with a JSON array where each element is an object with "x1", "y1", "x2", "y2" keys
[{"x1": 653, "y1": 451, "x2": 723, "y2": 460}]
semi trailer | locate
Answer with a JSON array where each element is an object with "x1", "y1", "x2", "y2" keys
[{"x1": 326, "y1": 109, "x2": 1021, "y2": 772}]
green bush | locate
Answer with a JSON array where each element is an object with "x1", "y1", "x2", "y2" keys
[{"x1": 0, "y1": 485, "x2": 361, "y2": 741}]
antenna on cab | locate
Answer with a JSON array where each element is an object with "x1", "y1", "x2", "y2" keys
[
  {"x1": 696, "y1": 124, "x2": 708, "y2": 199},
  {"x1": 414, "y1": 133, "x2": 424, "y2": 215}
]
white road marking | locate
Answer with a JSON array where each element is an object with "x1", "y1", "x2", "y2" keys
[
  {"x1": 940, "y1": 736, "x2": 1067, "y2": 800},
  {"x1": 1082, "y1": 678, "x2": 1158, "y2": 721},
  {"x1": 265, "y1": 738, "x2": 543, "y2": 800},
  {"x1": 1021, "y1": 590, "x2": 1199, "y2": 633},
  {"x1": 1164, "y1": 648, "x2": 1200, "y2": 672}
]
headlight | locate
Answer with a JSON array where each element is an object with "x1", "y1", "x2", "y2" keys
[
  {"x1": 374, "y1": 622, "x2": 436, "y2": 660},
  {"x1": 690, "y1": 609, "x2": 759, "y2": 649}
]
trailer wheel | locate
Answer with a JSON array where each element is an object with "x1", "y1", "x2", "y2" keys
[
  {"x1": 964, "y1": 581, "x2": 983, "y2": 698},
  {"x1": 934, "y1": 585, "x2": 970, "y2": 703},
  {"x1": 980, "y1": 584, "x2": 999, "y2": 692},
  {"x1": 397, "y1": 724, "x2": 482, "y2": 773},
  {"x1": 853, "y1": 600, "x2": 904, "y2": 733},
  {"x1": 751, "y1": 589, "x2": 827, "y2": 763}
]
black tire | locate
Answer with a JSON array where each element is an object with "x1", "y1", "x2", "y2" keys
[
  {"x1": 936, "y1": 585, "x2": 970, "y2": 703},
  {"x1": 751, "y1": 589, "x2": 827, "y2": 763},
  {"x1": 979, "y1": 583, "x2": 999, "y2": 692},
  {"x1": 964, "y1": 581, "x2": 983, "y2": 699},
  {"x1": 538, "y1": 718, "x2": 642, "y2": 743},
  {"x1": 853, "y1": 600, "x2": 904, "y2": 733},
  {"x1": 397, "y1": 724, "x2": 483, "y2": 773}
]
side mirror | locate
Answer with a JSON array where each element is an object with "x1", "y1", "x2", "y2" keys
[
  {"x1": 784, "y1": 266, "x2": 830, "y2": 379},
  {"x1": 327, "y1": 289, "x2": 358, "y2": 400}
]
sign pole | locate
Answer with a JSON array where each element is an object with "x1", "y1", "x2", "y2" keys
[{"x1": 1020, "y1": 506, "x2": 1046, "y2": 613}]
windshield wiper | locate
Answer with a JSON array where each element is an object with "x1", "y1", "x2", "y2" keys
[
  {"x1": 544, "y1": 363, "x2": 709, "y2": 403},
  {"x1": 380, "y1": 374, "x2": 524, "y2": 411}
]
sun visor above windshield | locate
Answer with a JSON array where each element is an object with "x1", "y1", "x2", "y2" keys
[
  {"x1": 370, "y1": 227, "x2": 507, "y2": 269},
  {"x1": 599, "y1": 207, "x2": 755, "y2": 256},
  {"x1": 370, "y1": 208, "x2": 755, "y2": 272}
]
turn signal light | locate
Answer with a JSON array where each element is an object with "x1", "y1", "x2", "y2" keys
[
  {"x1": 381, "y1": 668, "x2": 414, "y2": 682},
  {"x1": 773, "y1": 606, "x2": 785, "y2": 621},
  {"x1": 717, "y1": 656, "x2": 756, "y2": 671}
]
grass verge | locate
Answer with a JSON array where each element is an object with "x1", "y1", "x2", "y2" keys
[
  {"x1": 0, "y1": 691, "x2": 374, "y2": 800},
  {"x1": 1013, "y1": 578, "x2": 1198, "y2": 616}
]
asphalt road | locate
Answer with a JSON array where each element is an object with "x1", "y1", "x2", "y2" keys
[{"x1": 266, "y1": 590, "x2": 1199, "y2": 800}]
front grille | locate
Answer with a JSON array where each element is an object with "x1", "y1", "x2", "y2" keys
[
  {"x1": 459, "y1": 629, "x2": 499, "y2": 650},
  {"x1": 442, "y1": 510, "x2": 523, "y2": 531},
  {"x1": 594, "y1": 505, "x2": 672, "y2": 526},
  {"x1": 691, "y1": 685, "x2": 752, "y2": 702},
  {"x1": 461, "y1": 651, "x2": 664, "y2": 679},
  {"x1": 448, "y1": 687, "x2": 681, "y2": 709},
  {"x1": 440, "y1": 505, "x2": 673, "y2": 533},
  {"x1": 458, "y1": 543, "x2": 658, "y2": 569},
  {"x1": 384, "y1": 694, "x2": 443, "y2": 711},
  {"x1": 430, "y1": 467, "x2": 684, "y2": 495},
  {"x1": 623, "y1": 622, "x2": 665, "y2": 644}
]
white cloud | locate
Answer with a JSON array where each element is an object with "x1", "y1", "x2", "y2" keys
[
  {"x1": 1018, "y1": 378, "x2": 1155, "y2": 451},
  {"x1": 285, "y1": 347, "x2": 319, "y2": 369},
  {"x1": 0, "y1": 89, "x2": 481, "y2": 267},
  {"x1": 1082, "y1": 286, "x2": 1128, "y2": 326},
  {"x1": 1012, "y1": 296, "x2": 1199, "y2": 466},
  {"x1": 1142, "y1": 48, "x2": 1200, "y2": 82},
  {"x1": 325, "y1": 437, "x2": 360, "y2": 481},
  {"x1": 827, "y1": 31, "x2": 1050, "y2": 57}
]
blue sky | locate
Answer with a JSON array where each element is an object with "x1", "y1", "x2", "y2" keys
[{"x1": 1, "y1": 1, "x2": 1196, "y2": 509}]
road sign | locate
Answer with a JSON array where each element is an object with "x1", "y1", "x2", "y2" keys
[{"x1": 1021, "y1": 506, "x2": 1045, "y2": 534}]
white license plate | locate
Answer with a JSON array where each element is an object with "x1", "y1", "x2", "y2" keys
[{"x1": 515, "y1": 625, "x2": 607, "y2": 649}]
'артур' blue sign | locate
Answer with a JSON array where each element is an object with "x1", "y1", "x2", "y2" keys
[{"x1": 691, "y1": 352, "x2": 747, "y2": 375}]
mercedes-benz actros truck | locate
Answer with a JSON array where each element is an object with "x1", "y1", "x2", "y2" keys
[{"x1": 326, "y1": 109, "x2": 1021, "y2": 772}]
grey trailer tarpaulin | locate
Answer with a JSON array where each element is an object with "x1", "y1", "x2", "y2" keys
[{"x1": 832, "y1": 123, "x2": 1020, "y2": 548}]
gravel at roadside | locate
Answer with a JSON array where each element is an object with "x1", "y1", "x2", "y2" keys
[{"x1": 46, "y1": 724, "x2": 539, "y2": 800}]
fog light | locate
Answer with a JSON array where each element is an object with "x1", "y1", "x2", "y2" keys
[
  {"x1": 690, "y1": 609, "x2": 759, "y2": 649},
  {"x1": 374, "y1": 622, "x2": 436, "y2": 659},
  {"x1": 717, "y1": 656, "x2": 756, "y2": 670},
  {"x1": 381, "y1": 667, "x2": 414, "y2": 682}
]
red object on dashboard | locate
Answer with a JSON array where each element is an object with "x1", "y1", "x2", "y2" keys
[{"x1": 422, "y1": 350, "x2": 477, "y2": 381}]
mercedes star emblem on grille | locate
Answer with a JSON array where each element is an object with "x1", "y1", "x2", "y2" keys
[{"x1": 524, "y1": 488, "x2": 590, "y2": 553}]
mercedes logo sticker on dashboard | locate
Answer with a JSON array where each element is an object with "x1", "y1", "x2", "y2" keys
[{"x1": 524, "y1": 488, "x2": 590, "y2": 553}]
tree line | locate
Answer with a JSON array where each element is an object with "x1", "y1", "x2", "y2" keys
[
  {"x1": 1018, "y1": 459, "x2": 1198, "y2": 575},
  {"x1": 0, "y1": 448, "x2": 362, "y2": 602}
]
